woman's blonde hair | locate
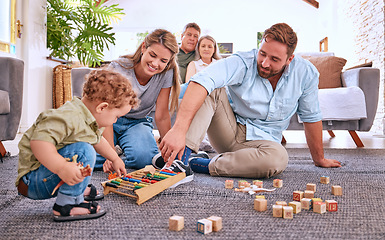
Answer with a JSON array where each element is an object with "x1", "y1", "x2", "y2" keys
[
  {"x1": 194, "y1": 35, "x2": 222, "y2": 61},
  {"x1": 120, "y1": 29, "x2": 180, "y2": 114}
]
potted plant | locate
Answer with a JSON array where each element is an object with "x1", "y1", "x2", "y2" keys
[{"x1": 46, "y1": 0, "x2": 125, "y2": 67}]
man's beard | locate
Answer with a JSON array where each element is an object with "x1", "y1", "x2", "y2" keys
[{"x1": 257, "y1": 63, "x2": 287, "y2": 79}]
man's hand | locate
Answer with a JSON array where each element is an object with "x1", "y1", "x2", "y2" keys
[
  {"x1": 303, "y1": 121, "x2": 341, "y2": 168},
  {"x1": 159, "y1": 128, "x2": 186, "y2": 167},
  {"x1": 314, "y1": 158, "x2": 341, "y2": 168},
  {"x1": 159, "y1": 82, "x2": 208, "y2": 167}
]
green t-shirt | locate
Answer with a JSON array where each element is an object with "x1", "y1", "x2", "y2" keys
[
  {"x1": 177, "y1": 48, "x2": 196, "y2": 84},
  {"x1": 16, "y1": 97, "x2": 103, "y2": 186}
]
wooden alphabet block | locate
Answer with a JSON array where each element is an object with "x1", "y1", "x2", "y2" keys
[
  {"x1": 289, "y1": 201, "x2": 301, "y2": 214},
  {"x1": 301, "y1": 198, "x2": 312, "y2": 210},
  {"x1": 304, "y1": 190, "x2": 315, "y2": 199},
  {"x1": 283, "y1": 206, "x2": 293, "y2": 219},
  {"x1": 332, "y1": 185, "x2": 343, "y2": 196},
  {"x1": 207, "y1": 216, "x2": 222, "y2": 232},
  {"x1": 273, "y1": 179, "x2": 283, "y2": 188},
  {"x1": 313, "y1": 201, "x2": 326, "y2": 214},
  {"x1": 273, "y1": 205, "x2": 283, "y2": 218},
  {"x1": 255, "y1": 195, "x2": 265, "y2": 199},
  {"x1": 254, "y1": 198, "x2": 267, "y2": 212},
  {"x1": 320, "y1": 176, "x2": 330, "y2": 184},
  {"x1": 169, "y1": 215, "x2": 184, "y2": 231},
  {"x1": 306, "y1": 183, "x2": 316, "y2": 192},
  {"x1": 275, "y1": 201, "x2": 287, "y2": 206},
  {"x1": 325, "y1": 200, "x2": 338, "y2": 212},
  {"x1": 238, "y1": 180, "x2": 250, "y2": 189},
  {"x1": 197, "y1": 219, "x2": 212, "y2": 234},
  {"x1": 253, "y1": 180, "x2": 263, "y2": 188},
  {"x1": 143, "y1": 165, "x2": 156, "y2": 175},
  {"x1": 311, "y1": 198, "x2": 323, "y2": 208},
  {"x1": 225, "y1": 180, "x2": 234, "y2": 189},
  {"x1": 293, "y1": 191, "x2": 304, "y2": 201}
]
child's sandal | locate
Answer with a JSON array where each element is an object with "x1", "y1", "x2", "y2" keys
[
  {"x1": 53, "y1": 202, "x2": 106, "y2": 222},
  {"x1": 84, "y1": 184, "x2": 104, "y2": 201}
]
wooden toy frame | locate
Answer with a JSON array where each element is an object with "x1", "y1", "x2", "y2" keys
[{"x1": 101, "y1": 167, "x2": 186, "y2": 205}]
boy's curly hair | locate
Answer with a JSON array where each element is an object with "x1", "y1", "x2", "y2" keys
[{"x1": 82, "y1": 69, "x2": 139, "y2": 109}]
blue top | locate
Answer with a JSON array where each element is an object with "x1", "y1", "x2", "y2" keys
[{"x1": 190, "y1": 49, "x2": 322, "y2": 143}]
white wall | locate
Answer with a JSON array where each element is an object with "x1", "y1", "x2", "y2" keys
[
  {"x1": 321, "y1": 0, "x2": 360, "y2": 67},
  {"x1": 104, "y1": 0, "x2": 357, "y2": 66},
  {"x1": 17, "y1": 0, "x2": 360, "y2": 133},
  {"x1": 17, "y1": 0, "x2": 59, "y2": 132}
]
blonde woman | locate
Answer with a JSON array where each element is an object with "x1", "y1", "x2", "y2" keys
[
  {"x1": 180, "y1": 35, "x2": 222, "y2": 98},
  {"x1": 97, "y1": 29, "x2": 181, "y2": 171}
]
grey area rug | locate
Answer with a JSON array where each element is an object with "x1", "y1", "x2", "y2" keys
[{"x1": 1, "y1": 148, "x2": 385, "y2": 240}]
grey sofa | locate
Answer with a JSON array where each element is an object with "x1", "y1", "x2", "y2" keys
[
  {"x1": 0, "y1": 57, "x2": 24, "y2": 159},
  {"x1": 286, "y1": 66, "x2": 380, "y2": 147},
  {"x1": 71, "y1": 67, "x2": 92, "y2": 98}
]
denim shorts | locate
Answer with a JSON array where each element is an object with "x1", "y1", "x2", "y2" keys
[{"x1": 21, "y1": 142, "x2": 96, "y2": 202}]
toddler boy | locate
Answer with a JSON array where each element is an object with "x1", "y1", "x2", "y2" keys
[{"x1": 16, "y1": 69, "x2": 138, "y2": 222}]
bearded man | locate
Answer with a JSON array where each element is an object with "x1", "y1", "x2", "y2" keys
[{"x1": 155, "y1": 23, "x2": 341, "y2": 180}]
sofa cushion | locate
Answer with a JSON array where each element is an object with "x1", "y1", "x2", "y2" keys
[
  {"x1": 71, "y1": 67, "x2": 93, "y2": 97},
  {"x1": 0, "y1": 90, "x2": 10, "y2": 114},
  {"x1": 296, "y1": 52, "x2": 334, "y2": 58},
  {"x1": 346, "y1": 61, "x2": 372, "y2": 70},
  {"x1": 318, "y1": 86, "x2": 367, "y2": 120},
  {"x1": 302, "y1": 56, "x2": 347, "y2": 89},
  {"x1": 297, "y1": 86, "x2": 367, "y2": 123}
]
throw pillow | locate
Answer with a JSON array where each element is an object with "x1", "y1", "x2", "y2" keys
[
  {"x1": 346, "y1": 61, "x2": 372, "y2": 70},
  {"x1": 302, "y1": 56, "x2": 347, "y2": 89}
]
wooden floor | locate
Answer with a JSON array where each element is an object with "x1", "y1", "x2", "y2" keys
[
  {"x1": 2, "y1": 130, "x2": 385, "y2": 157},
  {"x1": 283, "y1": 130, "x2": 385, "y2": 149}
]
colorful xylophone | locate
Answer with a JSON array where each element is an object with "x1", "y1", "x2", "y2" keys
[{"x1": 101, "y1": 165, "x2": 186, "y2": 205}]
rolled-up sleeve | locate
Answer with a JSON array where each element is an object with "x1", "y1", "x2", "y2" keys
[{"x1": 297, "y1": 65, "x2": 322, "y2": 123}]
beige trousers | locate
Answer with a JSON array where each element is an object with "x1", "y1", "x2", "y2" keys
[{"x1": 185, "y1": 88, "x2": 288, "y2": 178}]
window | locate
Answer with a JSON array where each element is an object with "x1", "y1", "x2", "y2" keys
[
  {"x1": 0, "y1": 0, "x2": 16, "y2": 54},
  {"x1": 218, "y1": 43, "x2": 233, "y2": 54}
]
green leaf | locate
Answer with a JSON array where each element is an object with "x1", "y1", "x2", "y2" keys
[{"x1": 46, "y1": 0, "x2": 124, "y2": 66}]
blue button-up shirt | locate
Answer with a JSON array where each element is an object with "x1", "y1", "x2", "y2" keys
[{"x1": 190, "y1": 49, "x2": 322, "y2": 143}]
